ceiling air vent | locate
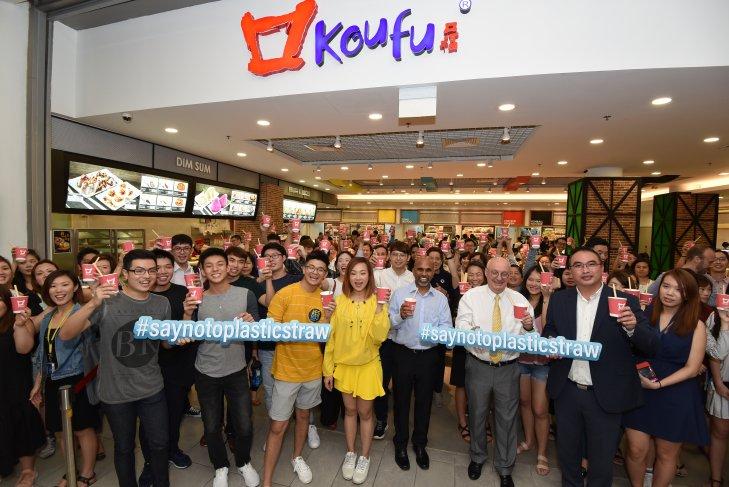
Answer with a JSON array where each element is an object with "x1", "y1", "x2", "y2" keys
[
  {"x1": 304, "y1": 144, "x2": 338, "y2": 152},
  {"x1": 442, "y1": 137, "x2": 479, "y2": 149}
]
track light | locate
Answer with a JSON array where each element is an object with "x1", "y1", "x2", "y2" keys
[
  {"x1": 449, "y1": 179, "x2": 454, "y2": 186},
  {"x1": 493, "y1": 180, "x2": 498, "y2": 186},
  {"x1": 487, "y1": 161, "x2": 494, "y2": 168},
  {"x1": 410, "y1": 179, "x2": 415, "y2": 186},
  {"x1": 316, "y1": 165, "x2": 321, "y2": 172},
  {"x1": 416, "y1": 131, "x2": 425, "y2": 148},
  {"x1": 391, "y1": 188, "x2": 396, "y2": 194},
  {"x1": 488, "y1": 187, "x2": 492, "y2": 193},
  {"x1": 427, "y1": 162, "x2": 433, "y2": 169},
  {"x1": 379, "y1": 179, "x2": 384, "y2": 186},
  {"x1": 541, "y1": 178, "x2": 547, "y2": 185},
  {"x1": 500, "y1": 127, "x2": 511, "y2": 145},
  {"x1": 367, "y1": 164, "x2": 373, "y2": 171},
  {"x1": 334, "y1": 135, "x2": 341, "y2": 149},
  {"x1": 266, "y1": 140, "x2": 273, "y2": 152},
  {"x1": 525, "y1": 186, "x2": 531, "y2": 193}
]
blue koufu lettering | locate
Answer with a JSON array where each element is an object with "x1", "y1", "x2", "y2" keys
[
  {"x1": 418, "y1": 324, "x2": 603, "y2": 361},
  {"x1": 314, "y1": 8, "x2": 435, "y2": 66}
]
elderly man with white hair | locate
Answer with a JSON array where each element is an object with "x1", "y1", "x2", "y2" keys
[{"x1": 456, "y1": 257, "x2": 535, "y2": 487}]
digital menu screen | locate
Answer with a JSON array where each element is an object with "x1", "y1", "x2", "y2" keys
[
  {"x1": 283, "y1": 198, "x2": 317, "y2": 222},
  {"x1": 65, "y1": 161, "x2": 188, "y2": 213},
  {"x1": 192, "y1": 182, "x2": 258, "y2": 218}
]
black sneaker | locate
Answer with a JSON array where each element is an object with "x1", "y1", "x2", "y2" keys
[
  {"x1": 373, "y1": 420, "x2": 387, "y2": 440},
  {"x1": 169, "y1": 450, "x2": 192, "y2": 469},
  {"x1": 138, "y1": 463, "x2": 154, "y2": 487}
]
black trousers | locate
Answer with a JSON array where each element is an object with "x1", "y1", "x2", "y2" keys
[
  {"x1": 392, "y1": 344, "x2": 439, "y2": 448},
  {"x1": 374, "y1": 339, "x2": 395, "y2": 422},
  {"x1": 554, "y1": 381, "x2": 622, "y2": 487},
  {"x1": 432, "y1": 344, "x2": 447, "y2": 393},
  {"x1": 140, "y1": 378, "x2": 189, "y2": 460}
]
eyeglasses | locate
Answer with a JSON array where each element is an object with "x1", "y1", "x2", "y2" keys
[
  {"x1": 488, "y1": 271, "x2": 509, "y2": 279},
  {"x1": 263, "y1": 253, "x2": 283, "y2": 260},
  {"x1": 571, "y1": 261, "x2": 601, "y2": 272},
  {"x1": 390, "y1": 252, "x2": 408, "y2": 259},
  {"x1": 126, "y1": 267, "x2": 159, "y2": 276},
  {"x1": 172, "y1": 245, "x2": 192, "y2": 252},
  {"x1": 304, "y1": 265, "x2": 328, "y2": 275}
]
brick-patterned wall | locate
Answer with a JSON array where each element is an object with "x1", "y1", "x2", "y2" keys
[
  {"x1": 233, "y1": 182, "x2": 283, "y2": 239},
  {"x1": 672, "y1": 193, "x2": 719, "y2": 263}
]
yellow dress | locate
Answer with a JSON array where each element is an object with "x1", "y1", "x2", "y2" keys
[{"x1": 323, "y1": 294, "x2": 391, "y2": 400}]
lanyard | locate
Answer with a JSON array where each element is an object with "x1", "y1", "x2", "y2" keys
[{"x1": 46, "y1": 306, "x2": 75, "y2": 358}]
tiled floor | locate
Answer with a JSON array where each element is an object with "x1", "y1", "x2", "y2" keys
[{"x1": 4, "y1": 386, "x2": 713, "y2": 486}]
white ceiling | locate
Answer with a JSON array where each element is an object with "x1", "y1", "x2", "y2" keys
[{"x1": 78, "y1": 66, "x2": 729, "y2": 205}]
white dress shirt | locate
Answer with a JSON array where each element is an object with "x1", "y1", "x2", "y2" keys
[
  {"x1": 568, "y1": 285, "x2": 603, "y2": 386},
  {"x1": 375, "y1": 267, "x2": 415, "y2": 340},
  {"x1": 171, "y1": 261, "x2": 195, "y2": 286},
  {"x1": 455, "y1": 286, "x2": 533, "y2": 362}
]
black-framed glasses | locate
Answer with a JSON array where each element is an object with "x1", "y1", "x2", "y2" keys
[
  {"x1": 304, "y1": 265, "x2": 328, "y2": 275},
  {"x1": 172, "y1": 245, "x2": 192, "y2": 252},
  {"x1": 125, "y1": 267, "x2": 158, "y2": 276},
  {"x1": 571, "y1": 261, "x2": 601, "y2": 272}
]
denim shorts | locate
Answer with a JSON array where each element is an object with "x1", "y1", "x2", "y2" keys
[{"x1": 519, "y1": 362, "x2": 549, "y2": 382}]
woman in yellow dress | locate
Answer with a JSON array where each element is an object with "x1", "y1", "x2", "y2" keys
[{"x1": 323, "y1": 257, "x2": 390, "y2": 484}]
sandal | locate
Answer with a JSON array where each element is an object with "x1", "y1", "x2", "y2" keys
[
  {"x1": 17, "y1": 469, "x2": 38, "y2": 487},
  {"x1": 708, "y1": 479, "x2": 723, "y2": 487},
  {"x1": 676, "y1": 464, "x2": 688, "y2": 477},
  {"x1": 458, "y1": 423, "x2": 471, "y2": 443},
  {"x1": 77, "y1": 472, "x2": 97, "y2": 486},
  {"x1": 612, "y1": 449, "x2": 625, "y2": 466},
  {"x1": 517, "y1": 441, "x2": 531, "y2": 454},
  {"x1": 536, "y1": 455, "x2": 550, "y2": 476}
]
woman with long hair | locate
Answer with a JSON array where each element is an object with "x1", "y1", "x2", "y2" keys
[
  {"x1": 323, "y1": 257, "x2": 390, "y2": 484},
  {"x1": 624, "y1": 269, "x2": 709, "y2": 487},
  {"x1": 12, "y1": 250, "x2": 43, "y2": 316},
  {"x1": 31, "y1": 260, "x2": 60, "y2": 310},
  {"x1": 516, "y1": 266, "x2": 554, "y2": 475},
  {"x1": 323, "y1": 251, "x2": 353, "y2": 299},
  {"x1": 0, "y1": 256, "x2": 14, "y2": 289},
  {"x1": 0, "y1": 287, "x2": 45, "y2": 485},
  {"x1": 17, "y1": 270, "x2": 100, "y2": 486},
  {"x1": 706, "y1": 292, "x2": 729, "y2": 487}
]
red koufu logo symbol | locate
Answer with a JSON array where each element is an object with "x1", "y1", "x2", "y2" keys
[{"x1": 240, "y1": 0, "x2": 458, "y2": 77}]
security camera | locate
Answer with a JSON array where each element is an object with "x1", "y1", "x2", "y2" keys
[{"x1": 122, "y1": 113, "x2": 132, "y2": 123}]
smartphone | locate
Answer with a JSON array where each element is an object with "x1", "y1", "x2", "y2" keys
[{"x1": 636, "y1": 361, "x2": 658, "y2": 382}]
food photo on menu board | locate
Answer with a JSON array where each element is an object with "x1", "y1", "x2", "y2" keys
[
  {"x1": 192, "y1": 183, "x2": 258, "y2": 217},
  {"x1": 65, "y1": 161, "x2": 188, "y2": 213},
  {"x1": 283, "y1": 198, "x2": 317, "y2": 222}
]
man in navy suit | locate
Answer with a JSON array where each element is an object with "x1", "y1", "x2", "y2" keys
[{"x1": 542, "y1": 247, "x2": 660, "y2": 486}]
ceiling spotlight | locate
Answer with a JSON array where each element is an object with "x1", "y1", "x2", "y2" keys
[
  {"x1": 164, "y1": 127, "x2": 178, "y2": 134},
  {"x1": 298, "y1": 179, "x2": 305, "y2": 183},
  {"x1": 325, "y1": 187, "x2": 331, "y2": 191},
  {"x1": 280, "y1": 168, "x2": 289, "y2": 172},
  {"x1": 379, "y1": 180, "x2": 383, "y2": 186},
  {"x1": 367, "y1": 164, "x2": 373, "y2": 171},
  {"x1": 340, "y1": 166, "x2": 349, "y2": 171},
  {"x1": 590, "y1": 138, "x2": 604, "y2": 144},
  {"x1": 488, "y1": 187, "x2": 492, "y2": 193},
  {"x1": 391, "y1": 188, "x2": 396, "y2": 194},
  {"x1": 456, "y1": 173, "x2": 464, "y2": 177},
  {"x1": 651, "y1": 171, "x2": 662, "y2": 175},
  {"x1": 382, "y1": 175, "x2": 389, "y2": 179},
  {"x1": 368, "y1": 113, "x2": 383, "y2": 121},
  {"x1": 500, "y1": 127, "x2": 511, "y2": 144},
  {"x1": 266, "y1": 140, "x2": 273, "y2": 152},
  {"x1": 366, "y1": 188, "x2": 370, "y2": 194},
  {"x1": 498, "y1": 103, "x2": 516, "y2": 112},
  {"x1": 642, "y1": 160, "x2": 655, "y2": 165},
  {"x1": 315, "y1": 165, "x2": 321, "y2": 172},
  {"x1": 236, "y1": 152, "x2": 247, "y2": 157},
  {"x1": 719, "y1": 172, "x2": 729, "y2": 176},
  {"x1": 487, "y1": 161, "x2": 494, "y2": 168},
  {"x1": 532, "y1": 172, "x2": 540, "y2": 176},
  {"x1": 704, "y1": 136, "x2": 720, "y2": 143},
  {"x1": 525, "y1": 186, "x2": 531, "y2": 192},
  {"x1": 410, "y1": 179, "x2": 415, "y2": 186},
  {"x1": 427, "y1": 162, "x2": 433, "y2": 169},
  {"x1": 455, "y1": 201, "x2": 459, "y2": 205},
  {"x1": 333, "y1": 135, "x2": 341, "y2": 149},
  {"x1": 257, "y1": 120, "x2": 271, "y2": 126},
  {"x1": 557, "y1": 160, "x2": 568, "y2": 165},
  {"x1": 541, "y1": 178, "x2": 547, "y2": 185},
  {"x1": 410, "y1": 201, "x2": 414, "y2": 205},
  {"x1": 419, "y1": 188, "x2": 423, "y2": 193},
  {"x1": 416, "y1": 131, "x2": 425, "y2": 148},
  {"x1": 449, "y1": 179, "x2": 454, "y2": 186},
  {"x1": 476, "y1": 162, "x2": 486, "y2": 167},
  {"x1": 492, "y1": 180, "x2": 498, "y2": 186},
  {"x1": 315, "y1": 175, "x2": 321, "y2": 180},
  {"x1": 367, "y1": 201, "x2": 371, "y2": 205},
  {"x1": 313, "y1": 184, "x2": 319, "y2": 187},
  {"x1": 405, "y1": 164, "x2": 415, "y2": 169},
  {"x1": 651, "y1": 97, "x2": 672, "y2": 106}
]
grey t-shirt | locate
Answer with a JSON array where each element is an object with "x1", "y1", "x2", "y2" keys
[
  {"x1": 195, "y1": 285, "x2": 259, "y2": 378},
  {"x1": 90, "y1": 292, "x2": 171, "y2": 404}
]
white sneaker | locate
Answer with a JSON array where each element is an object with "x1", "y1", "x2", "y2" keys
[
  {"x1": 307, "y1": 425, "x2": 320, "y2": 449},
  {"x1": 291, "y1": 456, "x2": 313, "y2": 484},
  {"x1": 213, "y1": 467, "x2": 228, "y2": 487},
  {"x1": 352, "y1": 456, "x2": 370, "y2": 485},
  {"x1": 38, "y1": 435, "x2": 56, "y2": 459},
  {"x1": 341, "y1": 452, "x2": 357, "y2": 480},
  {"x1": 238, "y1": 463, "x2": 260, "y2": 487}
]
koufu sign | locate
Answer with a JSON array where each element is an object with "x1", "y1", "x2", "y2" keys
[{"x1": 241, "y1": 0, "x2": 459, "y2": 77}]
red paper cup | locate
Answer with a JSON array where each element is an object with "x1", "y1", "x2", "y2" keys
[
  {"x1": 184, "y1": 274, "x2": 200, "y2": 288},
  {"x1": 342, "y1": 240, "x2": 351, "y2": 250},
  {"x1": 513, "y1": 306, "x2": 528, "y2": 319},
  {"x1": 375, "y1": 257, "x2": 386, "y2": 270},
  {"x1": 554, "y1": 255, "x2": 568, "y2": 268},
  {"x1": 81, "y1": 264, "x2": 97, "y2": 282},
  {"x1": 456, "y1": 240, "x2": 465, "y2": 251},
  {"x1": 262, "y1": 215, "x2": 272, "y2": 228},
  {"x1": 416, "y1": 248, "x2": 426, "y2": 257},
  {"x1": 639, "y1": 293, "x2": 653, "y2": 306},
  {"x1": 716, "y1": 293, "x2": 729, "y2": 310},
  {"x1": 540, "y1": 271, "x2": 554, "y2": 286},
  {"x1": 501, "y1": 228, "x2": 509, "y2": 238},
  {"x1": 291, "y1": 219, "x2": 301, "y2": 233},
  {"x1": 601, "y1": 272, "x2": 609, "y2": 284},
  {"x1": 188, "y1": 286, "x2": 203, "y2": 304},
  {"x1": 98, "y1": 274, "x2": 119, "y2": 290},
  {"x1": 608, "y1": 296, "x2": 628, "y2": 317},
  {"x1": 404, "y1": 297, "x2": 417, "y2": 313},
  {"x1": 287, "y1": 245, "x2": 298, "y2": 259},
  {"x1": 12, "y1": 247, "x2": 28, "y2": 262},
  {"x1": 256, "y1": 257, "x2": 267, "y2": 270},
  {"x1": 10, "y1": 295, "x2": 28, "y2": 313},
  {"x1": 624, "y1": 289, "x2": 641, "y2": 299},
  {"x1": 530, "y1": 235, "x2": 541, "y2": 249},
  {"x1": 363, "y1": 231, "x2": 371, "y2": 242},
  {"x1": 376, "y1": 287, "x2": 391, "y2": 303},
  {"x1": 459, "y1": 282, "x2": 471, "y2": 294},
  {"x1": 122, "y1": 241, "x2": 134, "y2": 252},
  {"x1": 686, "y1": 240, "x2": 696, "y2": 249},
  {"x1": 254, "y1": 244, "x2": 264, "y2": 256},
  {"x1": 407, "y1": 229, "x2": 415, "y2": 238},
  {"x1": 381, "y1": 234, "x2": 389, "y2": 244},
  {"x1": 321, "y1": 291, "x2": 333, "y2": 307},
  {"x1": 320, "y1": 240, "x2": 331, "y2": 252},
  {"x1": 619, "y1": 247, "x2": 630, "y2": 263},
  {"x1": 440, "y1": 241, "x2": 450, "y2": 252},
  {"x1": 157, "y1": 237, "x2": 172, "y2": 251}
]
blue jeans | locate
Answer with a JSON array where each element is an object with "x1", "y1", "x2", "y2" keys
[
  {"x1": 103, "y1": 390, "x2": 169, "y2": 487},
  {"x1": 259, "y1": 349, "x2": 275, "y2": 412}
]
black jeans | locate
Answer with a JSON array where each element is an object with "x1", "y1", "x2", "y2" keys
[
  {"x1": 195, "y1": 368, "x2": 253, "y2": 469},
  {"x1": 433, "y1": 344, "x2": 447, "y2": 394},
  {"x1": 103, "y1": 390, "x2": 169, "y2": 487},
  {"x1": 140, "y1": 378, "x2": 190, "y2": 460},
  {"x1": 392, "y1": 344, "x2": 438, "y2": 448},
  {"x1": 374, "y1": 339, "x2": 395, "y2": 422}
]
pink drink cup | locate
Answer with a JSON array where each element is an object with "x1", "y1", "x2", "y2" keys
[
  {"x1": 291, "y1": 219, "x2": 301, "y2": 233},
  {"x1": 81, "y1": 264, "x2": 96, "y2": 282},
  {"x1": 456, "y1": 240, "x2": 465, "y2": 251},
  {"x1": 97, "y1": 273, "x2": 119, "y2": 291},
  {"x1": 513, "y1": 306, "x2": 528, "y2": 319},
  {"x1": 530, "y1": 235, "x2": 541, "y2": 249},
  {"x1": 376, "y1": 287, "x2": 391, "y2": 303},
  {"x1": 256, "y1": 257, "x2": 267, "y2": 270},
  {"x1": 608, "y1": 296, "x2": 628, "y2": 317},
  {"x1": 122, "y1": 241, "x2": 134, "y2": 252},
  {"x1": 459, "y1": 282, "x2": 471, "y2": 294},
  {"x1": 321, "y1": 291, "x2": 333, "y2": 307},
  {"x1": 188, "y1": 286, "x2": 203, "y2": 304},
  {"x1": 540, "y1": 271, "x2": 554, "y2": 286},
  {"x1": 184, "y1": 274, "x2": 200, "y2": 288},
  {"x1": 716, "y1": 293, "x2": 729, "y2": 310},
  {"x1": 404, "y1": 297, "x2": 416, "y2": 313},
  {"x1": 554, "y1": 255, "x2": 568, "y2": 268},
  {"x1": 12, "y1": 247, "x2": 28, "y2": 262},
  {"x1": 157, "y1": 237, "x2": 172, "y2": 250},
  {"x1": 639, "y1": 293, "x2": 653, "y2": 306},
  {"x1": 440, "y1": 241, "x2": 450, "y2": 252},
  {"x1": 624, "y1": 289, "x2": 641, "y2": 299},
  {"x1": 261, "y1": 214, "x2": 272, "y2": 228},
  {"x1": 10, "y1": 295, "x2": 29, "y2": 313},
  {"x1": 287, "y1": 246, "x2": 298, "y2": 259},
  {"x1": 375, "y1": 257, "x2": 386, "y2": 270},
  {"x1": 254, "y1": 244, "x2": 264, "y2": 256}
]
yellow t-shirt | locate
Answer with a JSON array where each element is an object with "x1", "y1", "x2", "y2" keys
[{"x1": 267, "y1": 282, "x2": 324, "y2": 382}]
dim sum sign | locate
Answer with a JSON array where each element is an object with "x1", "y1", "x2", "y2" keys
[{"x1": 241, "y1": 0, "x2": 459, "y2": 77}]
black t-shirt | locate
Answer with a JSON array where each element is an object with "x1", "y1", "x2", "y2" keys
[
  {"x1": 152, "y1": 283, "x2": 199, "y2": 386},
  {"x1": 231, "y1": 276, "x2": 265, "y2": 299},
  {"x1": 257, "y1": 273, "x2": 303, "y2": 351}
]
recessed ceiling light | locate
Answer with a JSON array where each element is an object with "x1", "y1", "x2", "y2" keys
[
  {"x1": 368, "y1": 113, "x2": 383, "y2": 121},
  {"x1": 405, "y1": 164, "x2": 415, "y2": 169},
  {"x1": 590, "y1": 138, "x2": 604, "y2": 145},
  {"x1": 325, "y1": 187, "x2": 330, "y2": 190},
  {"x1": 642, "y1": 160, "x2": 655, "y2": 165},
  {"x1": 541, "y1": 178, "x2": 547, "y2": 185},
  {"x1": 427, "y1": 162, "x2": 433, "y2": 169},
  {"x1": 367, "y1": 164, "x2": 373, "y2": 170},
  {"x1": 651, "y1": 97, "x2": 672, "y2": 106},
  {"x1": 298, "y1": 179, "x2": 305, "y2": 183},
  {"x1": 164, "y1": 127, "x2": 178, "y2": 134},
  {"x1": 340, "y1": 166, "x2": 349, "y2": 171},
  {"x1": 334, "y1": 135, "x2": 341, "y2": 149},
  {"x1": 476, "y1": 162, "x2": 486, "y2": 167},
  {"x1": 498, "y1": 103, "x2": 516, "y2": 112},
  {"x1": 280, "y1": 168, "x2": 289, "y2": 172},
  {"x1": 236, "y1": 152, "x2": 247, "y2": 157},
  {"x1": 487, "y1": 161, "x2": 494, "y2": 168},
  {"x1": 256, "y1": 120, "x2": 271, "y2": 126},
  {"x1": 313, "y1": 184, "x2": 319, "y2": 187},
  {"x1": 704, "y1": 136, "x2": 720, "y2": 143},
  {"x1": 455, "y1": 202, "x2": 460, "y2": 205},
  {"x1": 719, "y1": 172, "x2": 729, "y2": 176},
  {"x1": 266, "y1": 140, "x2": 273, "y2": 152},
  {"x1": 651, "y1": 171, "x2": 662, "y2": 175},
  {"x1": 456, "y1": 173, "x2": 464, "y2": 177},
  {"x1": 382, "y1": 175, "x2": 389, "y2": 179},
  {"x1": 409, "y1": 201, "x2": 414, "y2": 205},
  {"x1": 531, "y1": 172, "x2": 540, "y2": 176},
  {"x1": 557, "y1": 160, "x2": 568, "y2": 166},
  {"x1": 720, "y1": 196, "x2": 725, "y2": 200},
  {"x1": 314, "y1": 176, "x2": 321, "y2": 180}
]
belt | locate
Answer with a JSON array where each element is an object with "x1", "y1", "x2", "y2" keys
[
  {"x1": 395, "y1": 343, "x2": 435, "y2": 354},
  {"x1": 570, "y1": 380, "x2": 594, "y2": 391},
  {"x1": 472, "y1": 356, "x2": 518, "y2": 368}
]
